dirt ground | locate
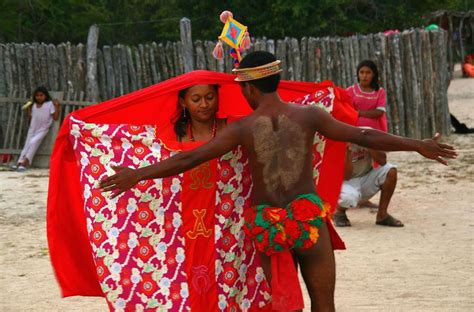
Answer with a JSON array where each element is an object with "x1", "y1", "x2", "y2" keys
[{"x1": 1, "y1": 71, "x2": 472, "y2": 311}]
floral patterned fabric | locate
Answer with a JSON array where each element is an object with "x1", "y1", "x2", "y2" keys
[{"x1": 70, "y1": 119, "x2": 270, "y2": 311}]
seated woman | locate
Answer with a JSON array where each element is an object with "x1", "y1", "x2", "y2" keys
[{"x1": 174, "y1": 84, "x2": 226, "y2": 142}]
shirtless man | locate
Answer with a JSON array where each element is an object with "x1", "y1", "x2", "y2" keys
[{"x1": 100, "y1": 51, "x2": 456, "y2": 311}]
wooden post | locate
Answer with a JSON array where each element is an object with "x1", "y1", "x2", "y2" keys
[
  {"x1": 275, "y1": 39, "x2": 286, "y2": 79},
  {"x1": 401, "y1": 31, "x2": 415, "y2": 138},
  {"x1": 266, "y1": 39, "x2": 275, "y2": 55},
  {"x1": 112, "y1": 45, "x2": 123, "y2": 96},
  {"x1": 307, "y1": 38, "x2": 316, "y2": 82},
  {"x1": 156, "y1": 43, "x2": 169, "y2": 80},
  {"x1": 126, "y1": 46, "x2": 137, "y2": 91},
  {"x1": 204, "y1": 41, "x2": 217, "y2": 72},
  {"x1": 194, "y1": 40, "x2": 206, "y2": 70},
  {"x1": 180, "y1": 18, "x2": 194, "y2": 73},
  {"x1": 165, "y1": 42, "x2": 175, "y2": 77},
  {"x1": 97, "y1": 49, "x2": 107, "y2": 100},
  {"x1": 102, "y1": 46, "x2": 115, "y2": 98},
  {"x1": 314, "y1": 38, "x2": 322, "y2": 82},
  {"x1": 290, "y1": 38, "x2": 301, "y2": 81},
  {"x1": 422, "y1": 30, "x2": 435, "y2": 136},
  {"x1": 150, "y1": 42, "x2": 161, "y2": 84},
  {"x1": 0, "y1": 45, "x2": 6, "y2": 96},
  {"x1": 57, "y1": 43, "x2": 67, "y2": 95},
  {"x1": 458, "y1": 17, "x2": 466, "y2": 68},
  {"x1": 300, "y1": 37, "x2": 308, "y2": 81},
  {"x1": 121, "y1": 45, "x2": 130, "y2": 93}
]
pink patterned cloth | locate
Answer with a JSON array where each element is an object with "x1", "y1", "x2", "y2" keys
[{"x1": 69, "y1": 120, "x2": 270, "y2": 311}]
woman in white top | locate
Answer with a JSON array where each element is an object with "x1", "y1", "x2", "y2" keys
[{"x1": 15, "y1": 86, "x2": 60, "y2": 171}]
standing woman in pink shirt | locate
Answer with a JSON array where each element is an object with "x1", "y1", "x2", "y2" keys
[{"x1": 346, "y1": 60, "x2": 388, "y2": 132}]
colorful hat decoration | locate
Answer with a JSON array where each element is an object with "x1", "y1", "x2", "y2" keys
[
  {"x1": 212, "y1": 10, "x2": 251, "y2": 67},
  {"x1": 232, "y1": 60, "x2": 283, "y2": 82}
]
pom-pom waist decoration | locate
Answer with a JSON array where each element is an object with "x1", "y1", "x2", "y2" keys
[{"x1": 232, "y1": 60, "x2": 283, "y2": 81}]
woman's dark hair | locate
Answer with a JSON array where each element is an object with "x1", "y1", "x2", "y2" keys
[
  {"x1": 356, "y1": 60, "x2": 380, "y2": 91},
  {"x1": 239, "y1": 51, "x2": 281, "y2": 93},
  {"x1": 32, "y1": 86, "x2": 52, "y2": 103},
  {"x1": 173, "y1": 85, "x2": 219, "y2": 141}
]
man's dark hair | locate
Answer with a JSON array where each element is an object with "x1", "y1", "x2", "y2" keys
[{"x1": 239, "y1": 51, "x2": 281, "y2": 93}]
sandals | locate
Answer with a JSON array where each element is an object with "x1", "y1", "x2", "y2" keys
[
  {"x1": 376, "y1": 215, "x2": 404, "y2": 227},
  {"x1": 333, "y1": 213, "x2": 351, "y2": 227}
]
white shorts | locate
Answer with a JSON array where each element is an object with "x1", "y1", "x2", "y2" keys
[{"x1": 338, "y1": 163, "x2": 397, "y2": 209}]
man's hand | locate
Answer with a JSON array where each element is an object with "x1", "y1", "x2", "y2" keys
[
  {"x1": 417, "y1": 133, "x2": 457, "y2": 165},
  {"x1": 100, "y1": 166, "x2": 140, "y2": 198}
]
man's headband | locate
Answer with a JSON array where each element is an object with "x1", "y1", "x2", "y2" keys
[{"x1": 232, "y1": 60, "x2": 283, "y2": 82}]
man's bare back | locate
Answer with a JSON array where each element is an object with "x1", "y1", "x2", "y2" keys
[{"x1": 239, "y1": 102, "x2": 319, "y2": 207}]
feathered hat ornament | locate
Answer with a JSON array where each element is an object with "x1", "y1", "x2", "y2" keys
[{"x1": 212, "y1": 10, "x2": 251, "y2": 67}]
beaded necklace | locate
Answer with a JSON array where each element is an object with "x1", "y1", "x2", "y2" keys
[{"x1": 188, "y1": 119, "x2": 217, "y2": 141}]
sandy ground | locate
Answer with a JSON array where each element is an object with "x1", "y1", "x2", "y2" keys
[{"x1": 1, "y1": 71, "x2": 472, "y2": 311}]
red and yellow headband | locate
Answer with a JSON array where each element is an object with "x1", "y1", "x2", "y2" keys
[{"x1": 232, "y1": 60, "x2": 283, "y2": 82}]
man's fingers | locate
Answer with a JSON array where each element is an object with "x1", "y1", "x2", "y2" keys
[
  {"x1": 440, "y1": 151, "x2": 457, "y2": 159},
  {"x1": 433, "y1": 132, "x2": 441, "y2": 142},
  {"x1": 439, "y1": 143, "x2": 455, "y2": 150},
  {"x1": 435, "y1": 156, "x2": 448, "y2": 166},
  {"x1": 439, "y1": 146, "x2": 457, "y2": 156},
  {"x1": 111, "y1": 165, "x2": 125, "y2": 172},
  {"x1": 100, "y1": 174, "x2": 117, "y2": 185},
  {"x1": 101, "y1": 185, "x2": 118, "y2": 192},
  {"x1": 111, "y1": 190, "x2": 123, "y2": 199},
  {"x1": 100, "y1": 177, "x2": 116, "y2": 188}
]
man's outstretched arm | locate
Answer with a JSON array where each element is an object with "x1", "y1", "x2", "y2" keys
[
  {"x1": 100, "y1": 120, "x2": 244, "y2": 197},
  {"x1": 310, "y1": 107, "x2": 457, "y2": 165}
]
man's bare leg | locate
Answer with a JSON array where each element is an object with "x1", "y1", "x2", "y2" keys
[
  {"x1": 376, "y1": 168, "x2": 403, "y2": 226},
  {"x1": 377, "y1": 168, "x2": 396, "y2": 220},
  {"x1": 295, "y1": 222, "x2": 335, "y2": 312}
]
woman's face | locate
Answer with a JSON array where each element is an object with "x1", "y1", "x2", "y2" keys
[
  {"x1": 358, "y1": 66, "x2": 374, "y2": 88},
  {"x1": 34, "y1": 92, "x2": 46, "y2": 104},
  {"x1": 180, "y1": 85, "x2": 218, "y2": 122}
]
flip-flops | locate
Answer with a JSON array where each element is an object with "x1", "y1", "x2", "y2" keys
[
  {"x1": 17, "y1": 166, "x2": 27, "y2": 172},
  {"x1": 376, "y1": 215, "x2": 404, "y2": 227},
  {"x1": 333, "y1": 213, "x2": 352, "y2": 227}
]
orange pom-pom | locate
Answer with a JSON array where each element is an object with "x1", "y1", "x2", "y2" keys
[
  {"x1": 240, "y1": 31, "x2": 251, "y2": 50},
  {"x1": 220, "y1": 11, "x2": 233, "y2": 23},
  {"x1": 212, "y1": 41, "x2": 224, "y2": 59}
]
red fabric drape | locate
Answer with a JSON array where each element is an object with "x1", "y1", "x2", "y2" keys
[{"x1": 47, "y1": 70, "x2": 356, "y2": 297}]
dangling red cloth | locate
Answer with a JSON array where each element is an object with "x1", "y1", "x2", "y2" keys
[{"x1": 270, "y1": 252, "x2": 304, "y2": 311}]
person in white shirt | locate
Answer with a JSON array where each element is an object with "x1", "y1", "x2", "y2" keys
[
  {"x1": 334, "y1": 143, "x2": 403, "y2": 227},
  {"x1": 14, "y1": 86, "x2": 60, "y2": 171}
]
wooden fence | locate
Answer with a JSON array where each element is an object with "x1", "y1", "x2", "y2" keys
[{"x1": 0, "y1": 22, "x2": 452, "y2": 161}]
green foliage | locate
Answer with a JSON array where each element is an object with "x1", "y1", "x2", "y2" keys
[{"x1": 0, "y1": 0, "x2": 469, "y2": 45}]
